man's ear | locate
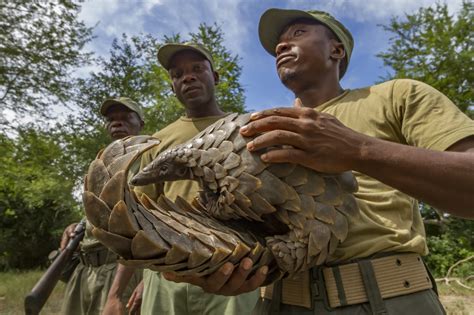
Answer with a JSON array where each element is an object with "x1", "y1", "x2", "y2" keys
[
  {"x1": 213, "y1": 71, "x2": 219, "y2": 86},
  {"x1": 330, "y1": 40, "x2": 345, "y2": 62}
]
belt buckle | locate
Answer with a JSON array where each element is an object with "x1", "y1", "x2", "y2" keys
[{"x1": 311, "y1": 267, "x2": 333, "y2": 311}]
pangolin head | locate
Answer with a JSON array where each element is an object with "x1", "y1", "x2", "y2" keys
[{"x1": 130, "y1": 147, "x2": 193, "y2": 186}]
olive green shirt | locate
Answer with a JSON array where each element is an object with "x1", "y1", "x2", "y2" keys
[{"x1": 318, "y1": 79, "x2": 474, "y2": 262}]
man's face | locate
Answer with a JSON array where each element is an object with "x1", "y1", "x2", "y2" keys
[
  {"x1": 168, "y1": 50, "x2": 218, "y2": 109},
  {"x1": 275, "y1": 21, "x2": 338, "y2": 89},
  {"x1": 104, "y1": 104, "x2": 143, "y2": 140}
]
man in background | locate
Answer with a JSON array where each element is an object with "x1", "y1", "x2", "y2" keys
[
  {"x1": 104, "y1": 42, "x2": 260, "y2": 315},
  {"x1": 60, "y1": 97, "x2": 144, "y2": 315}
]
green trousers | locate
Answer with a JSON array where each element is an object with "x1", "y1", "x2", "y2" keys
[
  {"x1": 140, "y1": 269, "x2": 260, "y2": 315},
  {"x1": 61, "y1": 262, "x2": 142, "y2": 315}
]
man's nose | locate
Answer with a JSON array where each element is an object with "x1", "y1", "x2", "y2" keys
[
  {"x1": 182, "y1": 72, "x2": 196, "y2": 83},
  {"x1": 275, "y1": 41, "x2": 290, "y2": 56}
]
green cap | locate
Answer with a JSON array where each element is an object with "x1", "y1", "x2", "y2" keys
[
  {"x1": 259, "y1": 8, "x2": 354, "y2": 78},
  {"x1": 100, "y1": 97, "x2": 144, "y2": 121},
  {"x1": 157, "y1": 42, "x2": 215, "y2": 70}
]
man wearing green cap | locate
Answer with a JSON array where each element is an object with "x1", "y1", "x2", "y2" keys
[
  {"x1": 60, "y1": 97, "x2": 144, "y2": 315},
  {"x1": 162, "y1": 8, "x2": 473, "y2": 315},
  {"x1": 234, "y1": 7, "x2": 474, "y2": 314},
  {"x1": 104, "y1": 42, "x2": 260, "y2": 314}
]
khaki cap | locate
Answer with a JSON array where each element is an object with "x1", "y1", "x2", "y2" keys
[
  {"x1": 158, "y1": 42, "x2": 215, "y2": 70},
  {"x1": 100, "y1": 97, "x2": 144, "y2": 121},
  {"x1": 259, "y1": 8, "x2": 354, "y2": 78}
]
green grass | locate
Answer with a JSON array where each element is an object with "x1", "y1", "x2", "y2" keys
[
  {"x1": 0, "y1": 270, "x2": 65, "y2": 315},
  {"x1": 0, "y1": 270, "x2": 472, "y2": 314}
]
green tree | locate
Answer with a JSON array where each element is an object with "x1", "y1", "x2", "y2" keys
[
  {"x1": 378, "y1": 2, "x2": 474, "y2": 277},
  {"x1": 58, "y1": 33, "x2": 162, "y2": 186},
  {"x1": 377, "y1": 1, "x2": 473, "y2": 116},
  {"x1": 0, "y1": 23, "x2": 248, "y2": 269},
  {"x1": 0, "y1": 0, "x2": 93, "y2": 127},
  {"x1": 63, "y1": 23, "x2": 246, "y2": 184},
  {"x1": 0, "y1": 128, "x2": 80, "y2": 269}
]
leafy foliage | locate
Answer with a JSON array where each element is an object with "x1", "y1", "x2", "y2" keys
[
  {"x1": 426, "y1": 233, "x2": 474, "y2": 278},
  {"x1": 377, "y1": 1, "x2": 473, "y2": 116},
  {"x1": 0, "y1": 18, "x2": 246, "y2": 269},
  {"x1": 0, "y1": 0, "x2": 93, "y2": 127},
  {"x1": 0, "y1": 129, "x2": 80, "y2": 270},
  {"x1": 63, "y1": 24, "x2": 246, "y2": 186},
  {"x1": 59, "y1": 33, "x2": 163, "y2": 186},
  {"x1": 421, "y1": 204, "x2": 473, "y2": 277}
]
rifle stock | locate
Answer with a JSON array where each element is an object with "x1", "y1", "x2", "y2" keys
[{"x1": 25, "y1": 219, "x2": 86, "y2": 315}]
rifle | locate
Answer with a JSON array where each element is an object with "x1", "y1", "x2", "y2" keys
[{"x1": 24, "y1": 219, "x2": 86, "y2": 315}]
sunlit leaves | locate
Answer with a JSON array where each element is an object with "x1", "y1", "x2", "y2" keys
[{"x1": 378, "y1": 1, "x2": 473, "y2": 116}]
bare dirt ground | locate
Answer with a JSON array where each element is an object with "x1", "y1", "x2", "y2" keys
[{"x1": 438, "y1": 282, "x2": 474, "y2": 315}]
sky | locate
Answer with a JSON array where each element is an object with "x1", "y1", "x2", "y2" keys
[{"x1": 77, "y1": 0, "x2": 465, "y2": 112}]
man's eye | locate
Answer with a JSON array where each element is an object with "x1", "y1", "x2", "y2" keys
[
  {"x1": 294, "y1": 29, "x2": 305, "y2": 37},
  {"x1": 170, "y1": 71, "x2": 182, "y2": 79},
  {"x1": 193, "y1": 65, "x2": 203, "y2": 72}
]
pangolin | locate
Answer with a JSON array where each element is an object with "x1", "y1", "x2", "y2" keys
[
  {"x1": 84, "y1": 113, "x2": 359, "y2": 283},
  {"x1": 131, "y1": 113, "x2": 359, "y2": 275}
]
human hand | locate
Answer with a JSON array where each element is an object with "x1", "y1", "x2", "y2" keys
[
  {"x1": 60, "y1": 223, "x2": 78, "y2": 250},
  {"x1": 102, "y1": 295, "x2": 125, "y2": 315},
  {"x1": 163, "y1": 258, "x2": 268, "y2": 296},
  {"x1": 240, "y1": 98, "x2": 368, "y2": 173},
  {"x1": 126, "y1": 280, "x2": 144, "y2": 315}
]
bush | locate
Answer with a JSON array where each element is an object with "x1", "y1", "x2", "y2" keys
[
  {"x1": 0, "y1": 130, "x2": 81, "y2": 270},
  {"x1": 426, "y1": 234, "x2": 473, "y2": 278}
]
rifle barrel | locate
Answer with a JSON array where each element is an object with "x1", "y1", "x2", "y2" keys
[{"x1": 24, "y1": 220, "x2": 85, "y2": 315}]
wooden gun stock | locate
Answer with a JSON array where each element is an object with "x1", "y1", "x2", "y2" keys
[{"x1": 24, "y1": 219, "x2": 86, "y2": 315}]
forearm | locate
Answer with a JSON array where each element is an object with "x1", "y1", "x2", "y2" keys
[
  {"x1": 354, "y1": 136, "x2": 474, "y2": 218},
  {"x1": 108, "y1": 264, "x2": 137, "y2": 298},
  {"x1": 240, "y1": 107, "x2": 474, "y2": 217}
]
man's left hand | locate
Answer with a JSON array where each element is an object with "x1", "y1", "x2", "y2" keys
[{"x1": 240, "y1": 99, "x2": 369, "y2": 174}]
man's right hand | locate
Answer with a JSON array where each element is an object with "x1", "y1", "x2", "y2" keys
[
  {"x1": 103, "y1": 296, "x2": 125, "y2": 315},
  {"x1": 60, "y1": 223, "x2": 78, "y2": 250},
  {"x1": 127, "y1": 280, "x2": 144, "y2": 315},
  {"x1": 163, "y1": 257, "x2": 267, "y2": 296}
]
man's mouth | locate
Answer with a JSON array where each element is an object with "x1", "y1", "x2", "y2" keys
[
  {"x1": 183, "y1": 86, "x2": 201, "y2": 95},
  {"x1": 111, "y1": 130, "x2": 127, "y2": 137},
  {"x1": 276, "y1": 54, "x2": 296, "y2": 68}
]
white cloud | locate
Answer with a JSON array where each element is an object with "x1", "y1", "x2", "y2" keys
[
  {"x1": 78, "y1": 0, "x2": 251, "y2": 58},
  {"x1": 79, "y1": 0, "x2": 120, "y2": 29},
  {"x1": 77, "y1": 0, "x2": 466, "y2": 60},
  {"x1": 79, "y1": 0, "x2": 163, "y2": 36},
  {"x1": 286, "y1": 0, "x2": 465, "y2": 22}
]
